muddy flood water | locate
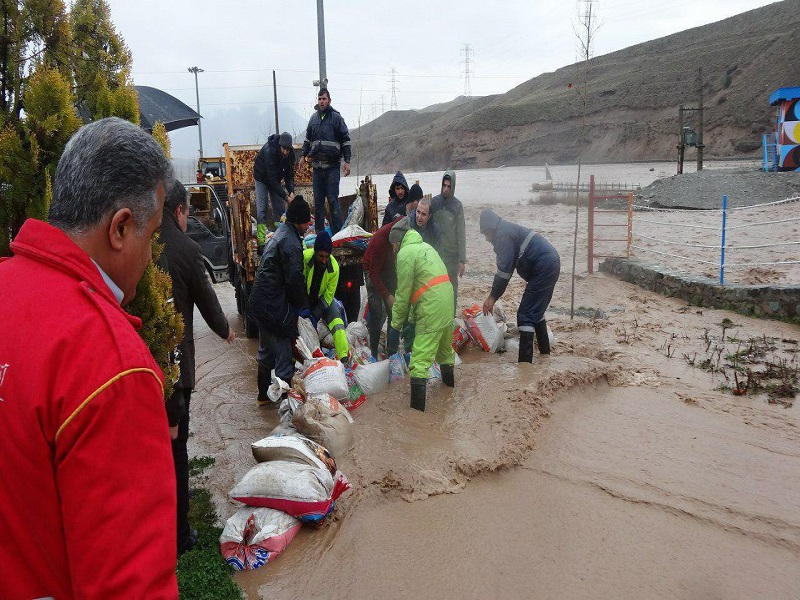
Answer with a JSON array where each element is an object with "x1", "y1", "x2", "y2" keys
[{"x1": 188, "y1": 163, "x2": 800, "y2": 599}]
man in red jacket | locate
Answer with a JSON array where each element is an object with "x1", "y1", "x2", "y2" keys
[
  {"x1": 362, "y1": 215, "x2": 405, "y2": 357},
  {"x1": 0, "y1": 118, "x2": 179, "y2": 599}
]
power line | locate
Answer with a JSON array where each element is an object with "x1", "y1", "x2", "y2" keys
[
  {"x1": 388, "y1": 68, "x2": 399, "y2": 110},
  {"x1": 460, "y1": 43, "x2": 474, "y2": 97}
]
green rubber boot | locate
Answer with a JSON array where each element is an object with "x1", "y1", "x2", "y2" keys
[{"x1": 256, "y1": 223, "x2": 267, "y2": 246}]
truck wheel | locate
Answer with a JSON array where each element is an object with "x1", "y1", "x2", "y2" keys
[{"x1": 238, "y1": 274, "x2": 259, "y2": 339}]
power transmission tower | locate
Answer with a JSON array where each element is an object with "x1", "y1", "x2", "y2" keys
[
  {"x1": 388, "y1": 68, "x2": 399, "y2": 110},
  {"x1": 460, "y1": 43, "x2": 474, "y2": 97},
  {"x1": 380, "y1": 94, "x2": 385, "y2": 114}
]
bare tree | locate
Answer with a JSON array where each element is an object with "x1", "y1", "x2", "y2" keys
[{"x1": 570, "y1": 0, "x2": 599, "y2": 319}]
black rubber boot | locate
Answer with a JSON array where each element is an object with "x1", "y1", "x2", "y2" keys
[
  {"x1": 519, "y1": 331, "x2": 534, "y2": 363},
  {"x1": 441, "y1": 364, "x2": 455, "y2": 387},
  {"x1": 534, "y1": 319, "x2": 551, "y2": 355},
  {"x1": 368, "y1": 323, "x2": 382, "y2": 359},
  {"x1": 410, "y1": 378, "x2": 427, "y2": 412},
  {"x1": 257, "y1": 364, "x2": 270, "y2": 406}
]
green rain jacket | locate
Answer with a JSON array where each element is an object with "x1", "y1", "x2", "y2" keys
[
  {"x1": 391, "y1": 229, "x2": 454, "y2": 335},
  {"x1": 430, "y1": 170, "x2": 466, "y2": 266}
]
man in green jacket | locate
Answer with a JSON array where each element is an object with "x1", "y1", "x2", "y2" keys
[
  {"x1": 431, "y1": 170, "x2": 466, "y2": 316},
  {"x1": 389, "y1": 220, "x2": 455, "y2": 411},
  {"x1": 302, "y1": 231, "x2": 349, "y2": 361}
]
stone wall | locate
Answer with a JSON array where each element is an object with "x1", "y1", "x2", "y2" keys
[{"x1": 599, "y1": 258, "x2": 800, "y2": 323}]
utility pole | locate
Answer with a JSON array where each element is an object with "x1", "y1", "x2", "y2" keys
[
  {"x1": 677, "y1": 103, "x2": 684, "y2": 174},
  {"x1": 388, "y1": 68, "x2": 398, "y2": 110},
  {"x1": 316, "y1": 0, "x2": 328, "y2": 91},
  {"x1": 697, "y1": 66, "x2": 704, "y2": 171},
  {"x1": 188, "y1": 66, "x2": 204, "y2": 158},
  {"x1": 460, "y1": 43, "x2": 474, "y2": 97},
  {"x1": 272, "y1": 70, "x2": 279, "y2": 134}
]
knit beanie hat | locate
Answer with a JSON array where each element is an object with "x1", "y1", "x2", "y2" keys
[
  {"x1": 279, "y1": 132, "x2": 293, "y2": 148},
  {"x1": 388, "y1": 218, "x2": 411, "y2": 244},
  {"x1": 408, "y1": 184, "x2": 423, "y2": 202},
  {"x1": 286, "y1": 195, "x2": 311, "y2": 224},
  {"x1": 314, "y1": 230, "x2": 333, "y2": 254}
]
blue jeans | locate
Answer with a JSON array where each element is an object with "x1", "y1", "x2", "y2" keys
[{"x1": 313, "y1": 166, "x2": 343, "y2": 234}]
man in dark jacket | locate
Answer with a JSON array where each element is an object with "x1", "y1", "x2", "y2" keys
[
  {"x1": 160, "y1": 180, "x2": 235, "y2": 555},
  {"x1": 431, "y1": 170, "x2": 467, "y2": 315},
  {"x1": 248, "y1": 196, "x2": 311, "y2": 404},
  {"x1": 254, "y1": 132, "x2": 296, "y2": 243},
  {"x1": 408, "y1": 194, "x2": 441, "y2": 250},
  {"x1": 300, "y1": 89, "x2": 351, "y2": 235},
  {"x1": 479, "y1": 209, "x2": 560, "y2": 363},
  {"x1": 382, "y1": 171, "x2": 410, "y2": 226}
]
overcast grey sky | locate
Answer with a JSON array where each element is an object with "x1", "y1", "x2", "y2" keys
[{"x1": 105, "y1": 0, "x2": 782, "y2": 158}]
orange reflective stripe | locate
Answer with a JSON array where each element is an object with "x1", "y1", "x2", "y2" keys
[{"x1": 410, "y1": 274, "x2": 450, "y2": 304}]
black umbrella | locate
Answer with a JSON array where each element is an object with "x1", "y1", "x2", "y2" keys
[{"x1": 135, "y1": 85, "x2": 201, "y2": 132}]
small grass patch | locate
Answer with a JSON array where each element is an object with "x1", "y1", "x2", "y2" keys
[{"x1": 177, "y1": 458, "x2": 242, "y2": 600}]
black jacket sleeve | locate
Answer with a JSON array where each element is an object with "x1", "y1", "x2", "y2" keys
[
  {"x1": 336, "y1": 113, "x2": 352, "y2": 163},
  {"x1": 283, "y1": 240, "x2": 309, "y2": 311},
  {"x1": 189, "y1": 246, "x2": 230, "y2": 340}
]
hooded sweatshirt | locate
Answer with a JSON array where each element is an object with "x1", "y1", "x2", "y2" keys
[
  {"x1": 382, "y1": 171, "x2": 410, "y2": 227},
  {"x1": 430, "y1": 170, "x2": 466, "y2": 266}
]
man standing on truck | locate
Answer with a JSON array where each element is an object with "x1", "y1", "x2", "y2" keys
[
  {"x1": 248, "y1": 196, "x2": 311, "y2": 404},
  {"x1": 479, "y1": 209, "x2": 560, "y2": 363},
  {"x1": 0, "y1": 117, "x2": 178, "y2": 598},
  {"x1": 300, "y1": 88, "x2": 351, "y2": 235},
  {"x1": 160, "y1": 180, "x2": 236, "y2": 556},
  {"x1": 254, "y1": 132, "x2": 296, "y2": 245},
  {"x1": 431, "y1": 170, "x2": 466, "y2": 315},
  {"x1": 302, "y1": 231, "x2": 349, "y2": 362},
  {"x1": 389, "y1": 219, "x2": 456, "y2": 411}
]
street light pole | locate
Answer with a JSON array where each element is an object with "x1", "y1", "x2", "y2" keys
[
  {"x1": 188, "y1": 66, "x2": 204, "y2": 158},
  {"x1": 316, "y1": 0, "x2": 328, "y2": 90}
]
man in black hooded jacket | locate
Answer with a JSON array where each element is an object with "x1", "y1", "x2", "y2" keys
[
  {"x1": 254, "y1": 132, "x2": 295, "y2": 242},
  {"x1": 382, "y1": 171, "x2": 409, "y2": 226},
  {"x1": 248, "y1": 196, "x2": 311, "y2": 404}
]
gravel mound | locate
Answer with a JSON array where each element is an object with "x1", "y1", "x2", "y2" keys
[{"x1": 637, "y1": 168, "x2": 800, "y2": 210}]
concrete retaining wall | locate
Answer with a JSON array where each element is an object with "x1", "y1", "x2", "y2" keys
[{"x1": 599, "y1": 258, "x2": 800, "y2": 323}]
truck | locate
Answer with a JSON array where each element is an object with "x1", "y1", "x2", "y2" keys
[{"x1": 221, "y1": 142, "x2": 379, "y2": 338}]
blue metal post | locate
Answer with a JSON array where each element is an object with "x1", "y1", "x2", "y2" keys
[
  {"x1": 762, "y1": 134, "x2": 768, "y2": 172},
  {"x1": 720, "y1": 194, "x2": 727, "y2": 285}
]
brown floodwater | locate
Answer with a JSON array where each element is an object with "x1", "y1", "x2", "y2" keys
[{"x1": 188, "y1": 168, "x2": 800, "y2": 598}]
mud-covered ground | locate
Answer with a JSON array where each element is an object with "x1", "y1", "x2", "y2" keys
[{"x1": 188, "y1": 164, "x2": 800, "y2": 599}]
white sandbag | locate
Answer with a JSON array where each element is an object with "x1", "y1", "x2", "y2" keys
[
  {"x1": 464, "y1": 312, "x2": 504, "y2": 353},
  {"x1": 251, "y1": 433, "x2": 336, "y2": 474},
  {"x1": 220, "y1": 508, "x2": 301, "y2": 571},
  {"x1": 230, "y1": 460, "x2": 350, "y2": 523},
  {"x1": 345, "y1": 321, "x2": 369, "y2": 349},
  {"x1": 297, "y1": 317, "x2": 320, "y2": 354},
  {"x1": 331, "y1": 223, "x2": 370, "y2": 243},
  {"x1": 293, "y1": 398, "x2": 354, "y2": 458},
  {"x1": 302, "y1": 357, "x2": 349, "y2": 399},
  {"x1": 352, "y1": 359, "x2": 390, "y2": 396}
]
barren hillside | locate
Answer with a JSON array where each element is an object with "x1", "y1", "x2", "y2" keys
[{"x1": 351, "y1": 0, "x2": 800, "y2": 173}]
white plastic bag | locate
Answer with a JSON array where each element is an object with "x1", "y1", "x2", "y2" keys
[
  {"x1": 317, "y1": 318, "x2": 333, "y2": 348},
  {"x1": 352, "y1": 359, "x2": 390, "y2": 395},
  {"x1": 267, "y1": 372, "x2": 290, "y2": 404},
  {"x1": 344, "y1": 195, "x2": 365, "y2": 228},
  {"x1": 388, "y1": 353, "x2": 408, "y2": 382},
  {"x1": 331, "y1": 223, "x2": 371, "y2": 244},
  {"x1": 465, "y1": 312, "x2": 504, "y2": 353},
  {"x1": 297, "y1": 317, "x2": 320, "y2": 355}
]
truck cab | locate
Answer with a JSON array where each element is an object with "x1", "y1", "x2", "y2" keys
[{"x1": 183, "y1": 183, "x2": 231, "y2": 284}]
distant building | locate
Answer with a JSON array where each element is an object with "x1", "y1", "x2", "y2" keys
[{"x1": 767, "y1": 87, "x2": 800, "y2": 171}]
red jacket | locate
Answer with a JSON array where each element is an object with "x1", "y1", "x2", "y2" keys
[
  {"x1": 0, "y1": 219, "x2": 178, "y2": 599},
  {"x1": 362, "y1": 215, "x2": 402, "y2": 301}
]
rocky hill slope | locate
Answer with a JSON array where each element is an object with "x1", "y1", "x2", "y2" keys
[{"x1": 351, "y1": 0, "x2": 800, "y2": 173}]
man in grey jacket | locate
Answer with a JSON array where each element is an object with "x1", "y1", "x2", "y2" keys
[
  {"x1": 160, "y1": 179, "x2": 235, "y2": 555},
  {"x1": 431, "y1": 170, "x2": 466, "y2": 315}
]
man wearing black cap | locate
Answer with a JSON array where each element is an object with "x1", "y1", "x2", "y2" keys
[
  {"x1": 479, "y1": 209, "x2": 560, "y2": 363},
  {"x1": 248, "y1": 196, "x2": 311, "y2": 404},
  {"x1": 254, "y1": 132, "x2": 296, "y2": 244},
  {"x1": 302, "y1": 231, "x2": 349, "y2": 362}
]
